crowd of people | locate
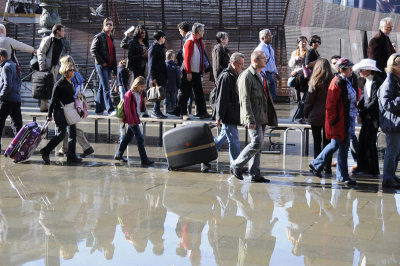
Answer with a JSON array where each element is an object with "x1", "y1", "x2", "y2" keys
[{"x1": 0, "y1": 16, "x2": 400, "y2": 186}]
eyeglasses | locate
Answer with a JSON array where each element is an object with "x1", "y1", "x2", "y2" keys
[
  {"x1": 105, "y1": 23, "x2": 113, "y2": 27},
  {"x1": 313, "y1": 41, "x2": 321, "y2": 45}
]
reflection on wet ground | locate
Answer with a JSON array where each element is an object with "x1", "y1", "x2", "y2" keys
[{"x1": 0, "y1": 135, "x2": 399, "y2": 266}]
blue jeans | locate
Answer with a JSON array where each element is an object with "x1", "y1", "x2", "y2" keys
[
  {"x1": 95, "y1": 65, "x2": 114, "y2": 114},
  {"x1": 232, "y1": 124, "x2": 266, "y2": 178},
  {"x1": 311, "y1": 136, "x2": 350, "y2": 181},
  {"x1": 214, "y1": 123, "x2": 240, "y2": 164},
  {"x1": 118, "y1": 85, "x2": 126, "y2": 101},
  {"x1": 115, "y1": 124, "x2": 148, "y2": 162},
  {"x1": 266, "y1": 72, "x2": 276, "y2": 101},
  {"x1": 164, "y1": 89, "x2": 177, "y2": 112},
  {"x1": 153, "y1": 101, "x2": 162, "y2": 114},
  {"x1": 383, "y1": 132, "x2": 400, "y2": 182},
  {"x1": 42, "y1": 108, "x2": 77, "y2": 158}
]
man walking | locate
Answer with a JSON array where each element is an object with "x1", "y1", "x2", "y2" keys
[
  {"x1": 255, "y1": 29, "x2": 280, "y2": 101},
  {"x1": 368, "y1": 17, "x2": 396, "y2": 76},
  {"x1": 0, "y1": 49, "x2": 22, "y2": 151},
  {"x1": 37, "y1": 24, "x2": 65, "y2": 112},
  {"x1": 178, "y1": 23, "x2": 211, "y2": 120},
  {"x1": 0, "y1": 24, "x2": 36, "y2": 66},
  {"x1": 230, "y1": 50, "x2": 277, "y2": 183}
]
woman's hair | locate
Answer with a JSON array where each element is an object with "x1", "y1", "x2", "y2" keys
[
  {"x1": 386, "y1": 53, "x2": 400, "y2": 73},
  {"x1": 130, "y1": 76, "x2": 146, "y2": 92},
  {"x1": 132, "y1": 25, "x2": 149, "y2": 47},
  {"x1": 59, "y1": 55, "x2": 76, "y2": 76},
  {"x1": 216, "y1": 32, "x2": 228, "y2": 43},
  {"x1": 309, "y1": 35, "x2": 321, "y2": 45},
  {"x1": 296, "y1": 36, "x2": 307, "y2": 44},
  {"x1": 309, "y1": 58, "x2": 333, "y2": 87}
]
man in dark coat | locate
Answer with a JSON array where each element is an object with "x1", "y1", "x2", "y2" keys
[
  {"x1": 368, "y1": 17, "x2": 396, "y2": 77},
  {"x1": 147, "y1": 30, "x2": 168, "y2": 119}
]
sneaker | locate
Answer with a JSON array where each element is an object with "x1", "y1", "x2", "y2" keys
[
  {"x1": 251, "y1": 175, "x2": 270, "y2": 183},
  {"x1": 198, "y1": 112, "x2": 212, "y2": 119},
  {"x1": 95, "y1": 111, "x2": 104, "y2": 115},
  {"x1": 80, "y1": 147, "x2": 94, "y2": 158},
  {"x1": 56, "y1": 149, "x2": 66, "y2": 156},
  {"x1": 40, "y1": 149, "x2": 50, "y2": 164},
  {"x1": 67, "y1": 157, "x2": 83, "y2": 163},
  {"x1": 108, "y1": 110, "x2": 117, "y2": 116},
  {"x1": 309, "y1": 163, "x2": 322, "y2": 178},
  {"x1": 141, "y1": 112, "x2": 149, "y2": 118},
  {"x1": 342, "y1": 178, "x2": 357, "y2": 186},
  {"x1": 182, "y1": 115, "x2": 190, "y2": 121},
  {"x1": 141, "y1": 159, "x2": 155, "y2": 165},
  {"x1": 114, "y1": 155, "x2": 128, "y2": 162},
  {"x1": 201, "y1": 162, "x2": 211, "y2": 173},
  {"x1": 151, "y1": 112, "x2": 166, "y2": 119},
  {"x1": 230, "y1": 166, "x2": 243, "y2": 180}
]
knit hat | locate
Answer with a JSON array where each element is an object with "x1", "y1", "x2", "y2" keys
[
  {"x1": 336, "y1": 58, "x2": 354, "y2": 69},
  {"x1": 352, "y1": 58, "x2": 381, "y2": 72}
]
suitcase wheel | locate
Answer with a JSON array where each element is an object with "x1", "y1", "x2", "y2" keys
[
  {"x1": 168, "y1": 167, "x2": 178, "y2": 171},
  {"x1": 4, "y1": 153, "x2": 7, "y2": 157}
]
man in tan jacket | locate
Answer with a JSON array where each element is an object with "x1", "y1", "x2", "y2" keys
[{"x1": 230, "y1": 50, "x2": 277, "y2": 183}]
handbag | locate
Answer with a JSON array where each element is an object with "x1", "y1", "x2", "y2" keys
[
  {"x1": 116, "y1": 98, "x2": 124, "y2": 119},
  {"x1": 74, "y1": 96, "x2": 88, "y2": 119},
  {"x1": 302, "y1": 64, "x2": 312, "y2": 79},
  {"x1": 61, "y1": 101, "x2": 81, "y2": 125},
  {"x1": 146, "y1": 84, "x2": 165, "y2": 102}
]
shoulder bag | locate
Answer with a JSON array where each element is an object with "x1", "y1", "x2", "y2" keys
[
  {"x1": 146, "y1": 83, "x2": 165, "y2": 102},
  {"x1": 61, "y1": 101, "x2": 81, "y2": 125}
]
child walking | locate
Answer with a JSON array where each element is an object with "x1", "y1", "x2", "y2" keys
[
  {"x1": 165, "y1": 50, "x2": 180, "y2": 113},
  {"x1": 114, "y1": 76, "x2": 154, "y2": 165}
]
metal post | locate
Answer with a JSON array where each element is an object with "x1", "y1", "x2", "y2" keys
[
  {"x1": 108, "y1": 119, "x2": 111, "y2": 143},
  {"x1": 95, "y1": 120, "x2": 98, "y2": 143},
  {"x1": 158, "y1": 122, "x2": 163, "y2": 147}
]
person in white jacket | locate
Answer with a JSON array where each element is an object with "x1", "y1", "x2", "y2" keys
[{"x1": 0, "y1": 24, "x2": 36, "y2": 66}]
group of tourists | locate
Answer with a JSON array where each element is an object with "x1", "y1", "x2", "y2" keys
[
  {"x1": 288, "y1": 17, "x2": 400, "y2": 188},
  {"x1": 1, "y1": 16, "x2": 400, "y2": 186}
]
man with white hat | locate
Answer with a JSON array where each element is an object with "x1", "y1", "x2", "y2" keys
[{"x1": 352, "y1": 59, "x2": 384, "y2": 176}]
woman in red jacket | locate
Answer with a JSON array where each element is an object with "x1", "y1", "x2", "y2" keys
[
  {"x1": 309, "y1": 58, "x2": 357, "y2": 185},
  {"x1": 114, "y1": 76, "x2": 154, "y2": 165}
]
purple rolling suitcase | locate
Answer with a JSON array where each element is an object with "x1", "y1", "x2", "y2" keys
[{"x1": 5, "y1": 121, "x2": 50, "y2": 162}]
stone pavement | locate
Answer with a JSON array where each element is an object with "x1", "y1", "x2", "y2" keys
[{"x1": 0, "y1": 103, "x2": 398, "y2": 266}]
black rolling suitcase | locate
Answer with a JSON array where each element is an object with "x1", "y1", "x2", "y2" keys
[
  {"x1": 163, "y1": 123, "x2": 218, "y2": 170},
  {"x1": 31, "y1": 71, "x2": 54, "y2": 99}
]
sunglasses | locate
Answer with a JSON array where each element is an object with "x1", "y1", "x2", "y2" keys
[
  {"x1": 105, "y1": 23, "x2": 113, "y2": 27},
  {"x1": 313, "y1": 41, "x2": 321, "y2": 45}
]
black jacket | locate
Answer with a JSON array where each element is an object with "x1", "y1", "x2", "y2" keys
[
  {"x1": 214, "y1": 67, "x2": 240, "y2": 125},
  {"x1": 121, "y1": 36, "x2": 148, "y2": 72},
  {"x1": 90, "y1": 31, "x2": 117, "y2": 74},
  {"x1": 147, "y1": 41, "x2": 167, "y2": 87},
  {"x1": 48, "y1": 77, "x2": 75, "y2": 118},
  {"x1": 211, "y1": 43, "x2": 230, "y2": 82},
  {"x1": 368, "y1": 30, "x2": 395, "y2": 73},
  {"x1": 358, "y1": 74, "x2": 384, "y2": 125}
]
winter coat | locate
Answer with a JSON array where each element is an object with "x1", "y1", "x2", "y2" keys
[
  {"x1": 304, "y1": 76, "x2": 332, "y2": 127},
  {"x1": 120, "y1": 36, "x2": 148, "y2": 72},
  {"x1": 325, "y1": 75, "x2": 350, "y2": 141},
  {"x1": 147, "y1": 41, "x2": 167, "y2": 87},
  {"x1": 238, "y1": 66, "x2": 277, "y2": 126},
  {"x1": 123, "y1": 90, "x2": 144, "y2": 125},
  {"x1": 214, "y1": 67, "x2": 240, "y2": 125},
  {"x1": 368, "y1": 30, "x2": 395, "y2": 73},
  {"x1": 211, "y1": 43, "x2": 230, "y2": 82},
  {"x1": 37, "y1": 33, "x2": 63, "y2": 71},
  {"x1": 90, "y1": 31, "x2": 117, "y2": 74},
  {"x1": 358, "y1": 74, "x2": 384, "y2": 126},
  {"x1": 0, "y1": 59, "x2": 21, "y2": 102},
  {"x1": 165, "y1": 60, "x2": 180, "y2": 92},
  {"x1": 117, "y1": 65, "x2": 130, "y2": 89},
  {"x1": 0, "y1": 33, "x2": 35, "y2": 65},
  {"x1": 378, "y1": 73, "x2": 400, "y2": 133}
]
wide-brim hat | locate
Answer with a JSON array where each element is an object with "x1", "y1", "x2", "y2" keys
[{"x1": 352, "y1": 58, "x2": 381, "y2": 72}]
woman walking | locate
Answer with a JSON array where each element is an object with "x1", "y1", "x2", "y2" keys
[
  {"x1": 114, "y1": 76, "x2": 154, "y2": 165},
  {"x1": 304, "y1": 58, "x2": 334, "y2": 174},
  {"x1": 352, "y1": 59, "x2": 383, "y2": 176},
  {"x1": 211, "y1": 32, "x2": 230, "y2": 82},
  {"x1": 309, "y1": 58, "x2": 357, "y2": 185},
  {"x1": 40, "y1": 55, "x2": 82, "y2": 164}
]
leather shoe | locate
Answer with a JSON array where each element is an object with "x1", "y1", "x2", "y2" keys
[
  {"x1": 67, "y1": 157, "x2": 82, "y2": 163},
  {"x1": 382, "y1": 179, "x2": 400, "y2": 188},
  {"x1": 251, "y1": 175, "x2": 270, "y2": 183},
  {"x1": 80, "y1": 147, "x2": 94, "y2": 158},
  {"x1": 309, "y1": 164, "x2": 322, "y2": 178},
  {"x1": 230, "y1": 166, "x2": 243, "y2": 180},
  {"x1": 141, "y1": 159, "x2": 154, "y2": 165},
  {"x1": 198, "y1": 112, "x2": 212, "y2": 119},
  {"x1": 40, "y1": 149, "x2": 50, "y2": 164},
  {"x1": 201, "y1": 162, "x2": 211, "y2": 173},
  {"x1": 114, "y1": 155, "x2": 128, "y2": 162},
  {"x1": 342, "y1": 178, "x2": 357, "y2": 185}
]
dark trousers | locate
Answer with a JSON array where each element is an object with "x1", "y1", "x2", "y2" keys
[
  {"x1": 0, "y1": 100, "x2": 23, "y2": 147},
  {"x1": 178, "y1": 71, "x2": 207, "y2": 116},
  {"x1": 358, "y1": 120, "x2": 379, "y2": 175},
  {"x1": 42, "y1": 108, "x2": 77, "y2": 158},
  {"x1": 311, "y1": 125, "x2": 331, "y2": 169}
]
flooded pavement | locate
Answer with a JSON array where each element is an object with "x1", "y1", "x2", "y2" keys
[{"x1": 0, "y1": 130, "x2": 399, "y2": 265}]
